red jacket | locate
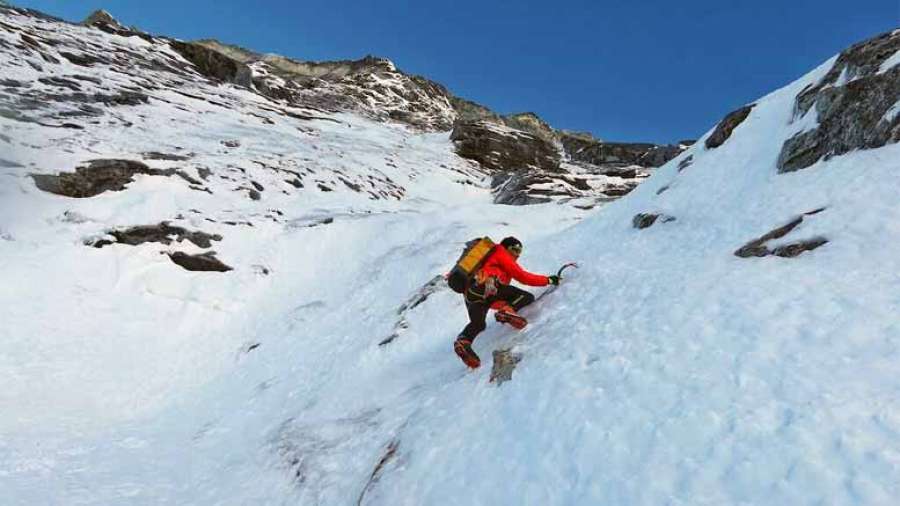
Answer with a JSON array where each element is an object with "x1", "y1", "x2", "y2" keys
[{"x1": 477, "y1": 245, "x2": 549, "y2": 287}]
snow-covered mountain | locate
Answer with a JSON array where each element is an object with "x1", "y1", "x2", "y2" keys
[{"x1": 1, "y1": 5, "x2": 898, "y2": 505}]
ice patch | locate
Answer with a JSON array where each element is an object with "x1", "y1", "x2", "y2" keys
[
  {"x1": 789, "y1": 99, "x2": 820, "y2": 135},
  {"x1": 833, "y1": 65, "x2": 851, "y2": 87},
  {"x1": 884, "y1": 100, "x2": 900, "y2": 123},
  {"x1": 878, "y1": 49, "x2": 900, "y2": 74}
]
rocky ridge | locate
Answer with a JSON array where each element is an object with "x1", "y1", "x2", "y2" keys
[
  {"x1": 184, "y1": 36, "x2": 693, "y2": 206},
  {"x1": 70, "y1": 10, "x2": 690, "y2": 207}
]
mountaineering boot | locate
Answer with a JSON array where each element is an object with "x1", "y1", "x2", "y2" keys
[
  {"x1": 454, "y1": 337, "x2": 481, "y2": 368},
  {"x1": 494, "y1": 304, "x2": 527, "y2": 329}
]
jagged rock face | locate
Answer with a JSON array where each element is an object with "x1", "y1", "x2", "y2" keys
[
  {"x1": 170, "y1": 41, "x2": 253, "y2": 88},
  {"x1": 450, "y1": 96, "x2": 501, "y2": 123},
  {"x1": 778, "y1": 30, "x2": 900, "y2": 172},
  {"x1": 705, "y1": 105, "x2": 754, "y2": 149},
  {"x1": 444, "y1": 100, "x2": 558, "y2": 143},
  {"x1": 450, "y1": 120, "x2": 561, "y2": 172},
  {"x1": 503, "y1": 112, "x2": 558, "y2": 144},
  {"x1": 559, "y1": 133, "x2": 688, "y2": 168}
]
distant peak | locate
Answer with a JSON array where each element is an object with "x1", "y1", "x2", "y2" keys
[{"x1": 82, "y1": 9, "x2": 123, "y2": 28}]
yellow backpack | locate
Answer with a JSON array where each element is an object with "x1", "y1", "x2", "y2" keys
[{"x1": 447, "y1": 237, "x2": 495, "y2": 293}]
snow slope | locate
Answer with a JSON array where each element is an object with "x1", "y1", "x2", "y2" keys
[{"x1": 2, "y1": 7, "x2": 899, "y2": 506}]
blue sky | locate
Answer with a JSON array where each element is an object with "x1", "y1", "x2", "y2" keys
[{"x1": 13, "y1": 0, "x2": 899, "y2": 143}]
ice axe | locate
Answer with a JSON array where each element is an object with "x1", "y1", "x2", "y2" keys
[
  {"x1": 556, "y1": 262, "x2": 579, "y2": 280},
  {"x1": 536, "y1": 262, "x2": 578, "y2": 302}
]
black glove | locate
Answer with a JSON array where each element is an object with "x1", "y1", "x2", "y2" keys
[{"x1": 548, "y1": 275, "x2": 560, "y2": 285}]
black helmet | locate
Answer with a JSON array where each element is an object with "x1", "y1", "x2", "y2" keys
[{"x1": 500, "y1": 236, "x2": 523, "y2": 254}]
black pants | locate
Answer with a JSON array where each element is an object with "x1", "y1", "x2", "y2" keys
[{"x1": 459, "y1": 283, "x2": 535, "y2": 341}]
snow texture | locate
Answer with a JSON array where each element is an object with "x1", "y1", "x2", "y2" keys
[{"x1": 1, "y1": 8, "x2": 899, "y2": 506}]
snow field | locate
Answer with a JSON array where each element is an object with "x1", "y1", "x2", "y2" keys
[{"x1": 2, "y1": 8, "x2": 900, "y2": 504}]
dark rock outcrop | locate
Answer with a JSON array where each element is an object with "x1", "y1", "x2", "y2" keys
[
  {"x1": 705, "y1": 104, "x2": 754, "y2": 149},
  {"x1": 169, "y1": 40, "x2": 253, "y2": 88},
  {"x1": 633, "y1": 213, "x2": 676, "y2": 229},
  {"x1": 778, "y1": 30, "x2": 900, "y2": 172},
  {"x1": 32, "y1": 159, "x2": 174, "y2": 198},
  {"x1": 90, "y1": 222, "x2": 222, "y2": 249},
  {"x1": 451, "y1": 120, "x2": 561, "y2": 172},
  {"x1": 734, "y1": 208, "x2": 828, "y2": 258},
  {"x1": 142, "y1": 151, "x2": 193, "y2": 161},
  {"x1": 769, "y1": 238, "x2": 829, "y2": 258},
  {"x1": 168, "y1": 251, "x2": 232, "y2": 272},
  {"x1": 560, "y1": 132, "x2": 687, "y2": 168},
  {"x1": 677, "y1": 154, "x2": 694, "y2": 172}
]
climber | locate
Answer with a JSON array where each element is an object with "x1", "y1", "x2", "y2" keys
[{"x1": 453, "y1": 236, "x2": 559, "y2": 368}]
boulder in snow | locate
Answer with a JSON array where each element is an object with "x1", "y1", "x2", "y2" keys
[
  {"x1": 31, "y1": 159, "x2": 175, "y2": 198},
  {"x1": 490, "y1": 349, "x2": 522, "y2": 385},
  {"x1": 705, "y1": 104, "x2": 754, "y2": 149},
  {"x1": 167, "y1": 251, "x2": 232, "y2": 272},
  {"x1": 632, "y1": 212, "x2": 676, "y2": 229},
  {"x1": 89, "y1": 222, "x2": 222, "y2": 249}
]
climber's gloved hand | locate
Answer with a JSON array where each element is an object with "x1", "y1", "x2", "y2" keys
[{"x1": 548, "y1": 275, "x2": 561, "y2": 286}]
